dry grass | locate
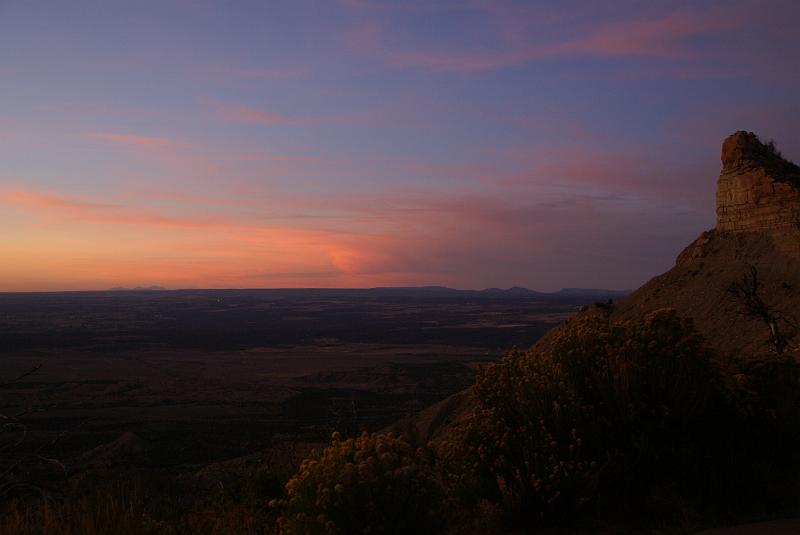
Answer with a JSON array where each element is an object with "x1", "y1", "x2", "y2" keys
[
  {"x1": 1, "y1": 487, "x2": 163, "y2": 535},
  {"x1": 0, "y1": 480, "x2": 277, "y2": 535}
]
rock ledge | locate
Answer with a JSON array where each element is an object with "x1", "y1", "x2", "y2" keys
[{"x1": 716, "y1": 131, "x2": 800, "y2": 235}]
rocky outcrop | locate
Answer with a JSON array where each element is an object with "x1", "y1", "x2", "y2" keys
[
  {"x1": 615, "y1": 131, "x2": 800, "y2": 357},
  {"x1": 716, "y1": 131, "x2": 800, "y2": 236}
]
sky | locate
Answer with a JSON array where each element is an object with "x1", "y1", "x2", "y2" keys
[{"x1": 1, "y1": 0, "x2": 799, "y2": 292}]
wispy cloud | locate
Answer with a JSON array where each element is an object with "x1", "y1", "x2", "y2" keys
[
  {"x1": 562, "y1": 9, "x2": 743, "y2": 57},
  {"x1": 226, "y1": 66, "x2": 308, "y2": 80},
  {"x1": 197, "y1": 96, "x2": 385, "y2": 127},
  {"x1": 340, "y1": 0, "x2": 478, "y2": 13},
  {"x1": 1, "y1": 188, "x2": 222, "y2": 229},
  {"x1": 89, "y1": 132, "x2": 178, "y2": 149},
  {"x1": 1, "y1": 190, "x2": 117, "y2": 211},
  {"x1": 0, "y1": 179, "x2": 704, "y2": 291},
  {"x1": 351, "y1": 6, "x2": 745, "y2": 72},
  {"x1": 198, "y1": 97, "x2": 302, "y2": 126},
  {"x1": 494, "y1": 144, "x2": 716, "y2": 209}
]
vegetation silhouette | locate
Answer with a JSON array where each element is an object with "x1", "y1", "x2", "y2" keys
[
  {"x1": 728, "y1": 264, "x2": 798, "y2": 355},
  {"x1": 453, "y1": 310, "x2": 799, "y2": 529},
  {"x1": 274, "y1": 432, "x2": 444, "y2": 534}
]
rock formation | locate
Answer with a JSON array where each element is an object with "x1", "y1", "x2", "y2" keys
[{"x1": 716, "y1": 131, "x2": 800, "y2": 240}]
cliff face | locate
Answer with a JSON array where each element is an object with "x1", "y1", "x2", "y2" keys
[{"x1": 716, "y1": 131, "x2": 800, "y2": 237}]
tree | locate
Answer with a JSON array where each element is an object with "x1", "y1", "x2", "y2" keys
[{"x1": 728, "y1": 264, "x2": 796, "y2": 355}]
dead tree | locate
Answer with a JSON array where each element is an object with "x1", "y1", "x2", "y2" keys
[{"x1": 728, "y1": 265, "x2": 795, "y2": 355}]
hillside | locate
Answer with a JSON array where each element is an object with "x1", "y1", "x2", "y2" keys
[
  {"x1": 615, "y1": 131, "x2": 800, "y2": 357},
  {"x1": 414, "y1": 130, "x2": 800, "y2": 442}
]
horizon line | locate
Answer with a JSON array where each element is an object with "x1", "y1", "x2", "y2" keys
[{"x1": 0, "y1": 285, "x2": 634, "y2": 295}]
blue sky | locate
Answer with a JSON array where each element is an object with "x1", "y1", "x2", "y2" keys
[{"x1": 1, "y1": 0, "x2": 798, "y2": 291}]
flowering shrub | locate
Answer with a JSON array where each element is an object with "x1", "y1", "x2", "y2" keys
[
  {"x1": 449, "y1": 309, "x2": 733, "y2": 527},
  {"x1": 445, "y1": 345, "x2": 594, "y2": 527},
  {"x1": 275, "y1": 432, "x2": 444, "y2": 534}
]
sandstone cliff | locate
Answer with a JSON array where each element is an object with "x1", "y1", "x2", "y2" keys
[{"x1": 717, "y1": 131, "x2": 800, "y2": 242}]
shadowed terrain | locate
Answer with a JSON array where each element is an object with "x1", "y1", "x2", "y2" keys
[{"x1": 0, "y1": 287, "x2": 619, "y2": 473}]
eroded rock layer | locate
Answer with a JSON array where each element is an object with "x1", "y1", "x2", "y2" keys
[{"x1": 716, "y1": 131, "x2": 800, "y2": 235}]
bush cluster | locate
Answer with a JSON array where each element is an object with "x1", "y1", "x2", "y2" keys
[
  {"x1": 274, "y1": 432, "x2": 444, "y2": 535},
  {"x1": 447, "y1": 309, "x2": 800, "y2": 528}
]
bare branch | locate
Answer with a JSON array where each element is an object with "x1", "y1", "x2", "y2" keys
[{"x1": 728, "y1": 264, "x2": 796, "y2": 355}]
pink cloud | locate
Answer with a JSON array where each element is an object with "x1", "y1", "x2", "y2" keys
[
  {"x1": 90, "y1": 132, "x2": 174, "y2": 148},
  {"x1": 400, "y1": 161, "x2": 499, "y2": 182},
  {"x1": 340, "y1": 0, "x2": 484, "y2": 12},
  {"x1": 90, "y1": 132, "x2": 177, "y2": 149},
  {"x1": 1, "y1": 179, "x2": 706, "y2": 291},
  {"x1": 235, "y1": 153, "x2": 329, "y2": 164},
  {"x1": 1, "y1": 188, "x2": 223, "y2": 229},
  {"x1": 226, "y1": 66, "x2": 308, "y2": 80},
  {"x1": 38, "y1": 103, "x2": 158, "y2": 121},
  {"x1": 494, "y1": 144, "x2": 716, "y2": 209},
  {"x1": 198, "y1": 97, "x2": 302, "y2": 126},
  {"x1": 254, "y1": 191, "x2": 697, "y2": 290},
  {"x1": 1, "y1": 190, "x2": 117, "y2": 211},
  {"x1": 352, "y1": 6, "x2": 745, "y2": 72},
  {"x1": 216, "y1": 104, "x2": 300, "y2": 125},
  {"x1": 563, "y1": 10, "x2": 743, "y2": 57},
  {"x1": 198, "y1": 96, "x2": 387, "y2": 128}
]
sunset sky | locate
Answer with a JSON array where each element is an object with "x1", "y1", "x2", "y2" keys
[{"x1": 1, "y1": 0, "x2": 799, "y2": 292}]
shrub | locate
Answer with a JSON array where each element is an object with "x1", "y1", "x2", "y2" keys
[
  {"x1": 722, "y1": 354, "x2": 800, "y2": 512},
  {"x1": 445, "y1": 346, "x2": 594, "y2": 527},
  {"x1": 0, "y1": 486, "x2": 169, "y2": 535},
  {"x1": 275, "y1": 432, "x2": 445, "y2": 534},
  {"x1": 449, "y1": 309, "x2": 743, "y2": 528}
]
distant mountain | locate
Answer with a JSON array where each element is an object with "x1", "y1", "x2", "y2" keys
[
  {"x1": 108, "y1": 286, "x2": 168, "y2": 292},
  {"x1": 369, "y1": 286, "x2": 615, "y2": 299},
  {"x1": 479, "y1": 286, "x2": 544, "y2": 297},
  {"x1": 369, "y1": 286, "x2": 463, "y2": 296},
  {"x1": 371, "y1": 286, "x2": 628, "y2": 299}
]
